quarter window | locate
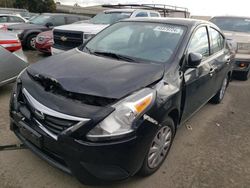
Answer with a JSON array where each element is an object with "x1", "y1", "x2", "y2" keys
[
  {"x1": 209, "y1": 27, "x2": 225, "y2": 54},
  {"x1": 135, "y1": 12, "x2": 148, "y2": 17},
  {"x1": 188, "y1": 27, "x2": 210, "y2": 58}
]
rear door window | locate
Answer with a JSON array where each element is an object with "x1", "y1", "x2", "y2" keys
[
  {"x1": 150, "y1": 12, "x2": 160, "y2": 17},
  {"x1": 209, "y1": 27, "x2": 225, "y2": 54}
]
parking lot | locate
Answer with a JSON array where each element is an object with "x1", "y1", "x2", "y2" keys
[{"x1": 0, "y1": 50, "x2": 249, "y2": 188}]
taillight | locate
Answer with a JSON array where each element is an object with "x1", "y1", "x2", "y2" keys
[
  {"x1": 0, "y1": 24, "x2": 7, "y2": 31},
  {"x1": 0, "y1": 40, "x2": 22, "y2": 52}
]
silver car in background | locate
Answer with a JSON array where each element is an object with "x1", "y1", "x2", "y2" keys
[{"x1": 211, "y1": 16, "x2": 250, "y2": 80}]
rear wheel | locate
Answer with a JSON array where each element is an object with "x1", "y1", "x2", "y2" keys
[
  {"x1": 139, "y1": 117, "x2": 175, "y2": 176},
  {"x1": 26, "y1": 34, "x2": 37, "y2": 50},
  {"x1": 211, "y1": 76, "x2": 228, "y2": 104}
]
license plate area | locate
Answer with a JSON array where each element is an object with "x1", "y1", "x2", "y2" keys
[{"x1": 19, "y1": 121, "x2": 43, "y2": 148}]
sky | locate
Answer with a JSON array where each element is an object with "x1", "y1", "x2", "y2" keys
[{"x1": 56, "y1": 0, "x2": 250, "y2": 17}]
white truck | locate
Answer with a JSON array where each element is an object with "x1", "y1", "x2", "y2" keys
[{"x1": 51, "y1": 9, "x2": 161, "y2": 55}]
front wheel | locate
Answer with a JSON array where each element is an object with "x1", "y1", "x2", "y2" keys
[
  {"x1": 138, "y1": 117, "x2": 175, "y2": 176},
  {"x1": 210, "y1": 76, "x2": 228, "y2": 104},
  {"x1": 26, "y1": 34, "x2": 38, "y2": 50}
]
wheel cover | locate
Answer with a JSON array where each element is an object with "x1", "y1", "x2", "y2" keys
[
  {"x1": 30, "y1": 37, "x2": 36, "y2": 48},
  {"x1": 147, "y1": 126, "x2": 172, "y2": 169}
]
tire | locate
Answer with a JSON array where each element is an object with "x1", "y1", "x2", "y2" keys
[
  {"x1": 241, "y1": 70, "x2": 250, "y2": 81},
  {"x1": 138, "y1": 117, "x2": 175, "y2": 176},
  {"x1": 210, "y1": 76, "x2": 228, "y2": 104},
  {"x1": 26, "y1": 34, "x2": 38, "y2": 50}
]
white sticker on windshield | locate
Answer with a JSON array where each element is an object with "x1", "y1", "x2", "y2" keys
[{"x1": 154, "y1": 26, "x2": 182, "y2": 34}]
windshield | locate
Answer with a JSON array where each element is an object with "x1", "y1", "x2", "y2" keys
[
  {"x1": 83, "y1": 22, "x2": 185, "y2": 64},
  {"x1": 29, "y1": 15, "x2": 51, "y2": 25},
  {"x1": 211, "y1": 17, "x2": 250, "y2": 33},
  {"x1": 90, "y1": 12, "x2": 131, "y2": 25}
]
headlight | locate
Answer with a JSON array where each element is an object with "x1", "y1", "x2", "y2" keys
[
  {"x1": 83, "y1": 33, "x2": 95, "y2": 40},
  {"x1": 36, "y1": 36, "x2": 45, "y2": 43},
  {"x1": 36, "y1": 36, "x2": 52, "y2": 43},
  {"x1": 86, "y1": 88, "x2": 156, "y2": 141}
]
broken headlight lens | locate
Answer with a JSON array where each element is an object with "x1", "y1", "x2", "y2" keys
[{"x1": 86, "y1": 88, "x2": 156, "y2": 141}]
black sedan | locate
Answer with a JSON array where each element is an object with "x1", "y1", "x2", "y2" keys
[
  {"x1": 10, "y1": 18, "x2": 233, "y2": 185},
  {"x1": 7, "y1": 13, "x2": 90, "y2": 49}
]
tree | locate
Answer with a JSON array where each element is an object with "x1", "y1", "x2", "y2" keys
[
  {"x1": 12, "y1": 0, "x2": 56, "y2": 13},
  {"x1": 0, "y1": 0, "x2": 15, "y2": 7}
]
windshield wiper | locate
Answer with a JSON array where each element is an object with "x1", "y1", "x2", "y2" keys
[{"x1": 91, "y1": 51, "x2": 137, "y2": 62}]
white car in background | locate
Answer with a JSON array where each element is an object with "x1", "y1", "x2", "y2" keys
[
  {"x1": 51, "y1": 9, "x2": 161, "y2": 55},
  {"x1": 0, "y1": 14, "x2": 27, "y2": 30}
]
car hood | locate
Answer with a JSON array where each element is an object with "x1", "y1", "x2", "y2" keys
[
  {"x1": 54, "y1": 23, "x2": 109, "y2": 34},
  {"x1": 223, "y1": 31, "x2": 250, "y2": 43},
  {"x1": 8, "y1": 23, "x2": 46, "y2": 30},
  {"x1": 26, "y1": 49, "x2": 164, "y2": 99}
]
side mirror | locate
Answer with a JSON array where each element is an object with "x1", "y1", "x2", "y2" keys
[
  {"x1": 187, "y1": 52, "x2": 202, "y2": 68},
  {"x1": 45, "y1": 22, "x2": 53, "y2": 28}
]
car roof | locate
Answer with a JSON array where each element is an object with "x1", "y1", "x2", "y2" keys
[
  {"x1": 121, "y1": 17, "x2": 212, "y2": 27},
  {"x1": 0, "y1": 14, "x2": 21, "y2": 17},
  {"x1": 104, "y1": 9, "x2": 136, "y2": 13},
  {"x1": 40, "y1": 13, "x2": 85, "y2": 17},
  {"x1": 104, "y1": 9, "x2": 159, "y2": 13},
  {"x1": 211, "y1": 16, "x2": 250, "y2": 20}
]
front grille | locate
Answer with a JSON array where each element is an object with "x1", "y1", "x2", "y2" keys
[
  {"x1": 53, "y1": 29, "x2": 83, "y2": 50},
  {"x1": 18, "y1": 89, "x2": 79, "y2": 136},
  {"x1": 35, "y1": 113, "x2": 78, "y2": 135}
]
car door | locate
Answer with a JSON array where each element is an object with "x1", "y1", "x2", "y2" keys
[
  {"x1": 207, "y1": 27, "x2": 231, "y2": 93},
  {"x1": 182, "y1": 26, "x2": 214, "y2": 121}
]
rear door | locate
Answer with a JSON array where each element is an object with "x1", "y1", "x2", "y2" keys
[
  {"x1": 207, "y1": 27, "x2": 230, "y2": 93},
  {"x1": 182, "y1": 26, "x2": 214, "y2": 121}
]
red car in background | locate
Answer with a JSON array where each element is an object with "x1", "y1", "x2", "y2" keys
[{"x1": 35, "y1": 30, "x2": 53, "y2": 54}]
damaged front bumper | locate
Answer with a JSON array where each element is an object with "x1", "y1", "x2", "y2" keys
[
  {"x1": 9, "y1": 86, "x2": 156, "y2": 185},
  {"x1": 10, "y1": 112, "x2": 154, "y2": 184}
]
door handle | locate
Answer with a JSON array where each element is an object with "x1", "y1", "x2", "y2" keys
[
  {"x1": 209, "y1": 68, "x2": 216, "y2": 76},
  {"x1": 226, "y1": 58, "x2": 230, "y2": 65}
]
